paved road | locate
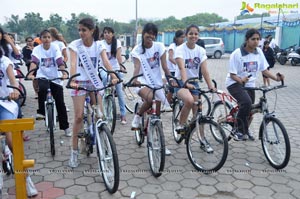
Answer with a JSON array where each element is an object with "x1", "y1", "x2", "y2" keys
[{"x1": 3, "y1": 55, "x2": 300, "y2": 199}]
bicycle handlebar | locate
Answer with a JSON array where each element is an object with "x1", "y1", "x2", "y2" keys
[
  {"x1": 124, "y1": 73, "x2": 164, "y2": 91},
  {"x1": 24, "y1": 68, "x2": 69, "y2": 81},
  {"x1": 165, "y1": 75, "x2": 215, "y2": 94},
  {"x1": 0, "y1": 85, "x2": 25, "y2": 100},
  {"x1": 66, "y1": 72, "x2": 122, "y2": 92}
]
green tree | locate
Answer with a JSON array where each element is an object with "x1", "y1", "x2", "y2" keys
[
  {"x1": 45, "y1": 14, "x2": 65, "y2": 32},
  {"x1": 23, "y1": 12, "x2": 45, "y2": 36},
  {"x1": 237, "y1": 13, "x2": 270, "y2": 20}
]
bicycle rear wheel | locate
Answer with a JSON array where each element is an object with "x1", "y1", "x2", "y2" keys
[
  {"x1": 186, "y1": 119, "x2": 228, "y2": 173},
  {"x1": 18, "y1": 82, "x2": 26, "y2": 107},
  {"x1": 123, "y1": 85, "x2": 139, "y2": 114},
  {"x1": 201, "y1": 93, "x2": 212, "y2": 116},
  {"x1": 172, "y1": 100, "x2": 184, "y2": 144},
  {"x1": 134, "y1": 102, "x2": 145, "y2": 146},
  {"x1": 103, "y1": 95, "x2": 116, "y2": 135},
  {"x1": 147, "y1": 121, "x2": 165, "y2": 177},
  {"x1": 210, "y1": 100, "x2": 234, "y2": 141},
  {"x1": 260, "y1": 117, "x2": 290, "y2": 169},
  {"x1": 96, "y1": 124, "x2": 119, "y2": 193},
  {"x1": 47, "y1": 104, "x2": 55, "y2": 156}
]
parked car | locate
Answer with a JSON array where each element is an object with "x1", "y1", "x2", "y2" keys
[{"x1": 200, "y1": 37, "x2": 225, "y2": 59}]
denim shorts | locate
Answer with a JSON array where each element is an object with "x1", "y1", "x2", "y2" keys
[
  {"x1": 175, "y1": 80, "x2": 200, "y2": 96},
  {"x1": 0, "y1": 105, "x2": 16, "y2": 120}
]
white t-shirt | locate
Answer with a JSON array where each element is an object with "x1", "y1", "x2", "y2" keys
[
  {"x1": 52, "y1": 40, "x2": 66, "y2": 52},
  {"x1": 32, "y1": 43, "x2": 63, "y2": 84},
  {"x1": 100, "y1": 39, "x2": 121, "y2": 70},
  {"x1": 131, "y1": 42, "x2": 166, "y2": 86},
  {"x1": 0, "y1": 56, "x2": 18, "y2": 117},
  {"x1": 225, "y1": 47, "x2": 268, "y2": 88},
  {"x1": 68, "y1": 39, "x2": 106, "y2": 81},
  {"x1": 167, "y1": 43, "x2": 177, "y2": 72},
  {"x1": 175, "y1": 42, "x2": 207, "y2": 79}
]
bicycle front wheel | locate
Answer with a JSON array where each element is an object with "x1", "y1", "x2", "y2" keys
[
  {"x1": 260, "y1": 117, "x2": 290, "y2": 169},
  {"x1": 147, "y1": 121, "x2": 165, "y2": 177},
  {"x1": 96, "y1": 124, "x2": 119, "y2": 193},
  {"x1": 47, "y1": 104, "x2": 55, "y2": 156},
  {"x1": 201, "y1": 93, "x2": 212, "y2": 116},
  {"x1": 186, "y1": 119, "x2": 228, "y2": 173},
  {"x1": 103, "y1": 95, "x2": 116, "y2": 135}
]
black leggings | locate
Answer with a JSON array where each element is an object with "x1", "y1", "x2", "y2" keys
[
  {"x1": 37, "y1": 79, "x2": 69, "y2": 130},
  {"x1": 227, "y1": 83, "x2": 255, "y2": 134}
]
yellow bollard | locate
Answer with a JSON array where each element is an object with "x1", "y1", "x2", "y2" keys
[{"x1": 0, "y1": 118, "x2": 35, "y2": 199}]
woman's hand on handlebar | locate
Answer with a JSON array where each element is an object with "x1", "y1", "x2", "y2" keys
[
  {"x1": 185, "y1": 82, "x2": 195, "y2": 90},
  {"x1": 9, "y1": 89, "x2": 20, "y2": 100}
]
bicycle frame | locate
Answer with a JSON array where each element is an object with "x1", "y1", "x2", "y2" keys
[{"x1": 44, "y1": 88, "x2": 57, "y2": 129}]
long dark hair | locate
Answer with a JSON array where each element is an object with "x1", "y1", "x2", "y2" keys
[
  {"x1": 103, "y1": 27, "x2": 117, "y2": 57},
  {"x1": 79, "y1": 18, "x2": 100, "y2": 41},
  {"x1": 173, "y1": 30, "x2": 184, "y2": 45},
  {"x1": 0, "y1": 27, "x2": 9, "y2": 57},
  {"x1": 141, "y1": 23, "x2": 158, "y2": 54}
]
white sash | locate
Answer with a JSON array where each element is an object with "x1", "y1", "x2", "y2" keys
[
  {"x1": 77, "y1": 42, "x2": 103, "y2": 89},
  {"x1": 140, "y1": 55, "x2": 170, "y2": 107}
]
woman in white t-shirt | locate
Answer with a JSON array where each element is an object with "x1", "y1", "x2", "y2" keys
[
  {"x1": 225, "y1": 28, "x2": 284, "y2": 141},
  {"x1": 130, "y1": 23, "x2": 172, "y2": 155},
  {"x1": 166, "y1": 30, "x2": 185, "y2": 103},
  {"x1": 0, "y1": 50, "x2": 38, "y2": 197},
  {"x1": 175, "y1": 24, "x2": 215, "y2": 152},
  {"x1": 48, "y1": 27, "x2": 68, "y2": 63},
  {"x1": 100, "y1": 27, "x2": 127, "y2": 124},
  {"x1": 68, "y1": 18, "x2": 118, "y2": 168},
  {"x1": 28, "y1": 29, "x2": 70, "y2": 135}
]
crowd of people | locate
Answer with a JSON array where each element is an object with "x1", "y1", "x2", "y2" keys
[{"x1": 0, "y1": 19, "x2": 285, "y2": 197}]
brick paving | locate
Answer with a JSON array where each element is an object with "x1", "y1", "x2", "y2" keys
[{"x1": 2, "y1": 56, "x2": 300, "y2": 199}]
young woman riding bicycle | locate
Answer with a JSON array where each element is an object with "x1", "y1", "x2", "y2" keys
[
  {"x1": 130, "y1": 23, "x2": 172, "y2": 155},
  {"x1": 68, "y1": 18, "x2": 119, "y2": 168},
  {"x1": 226, "y1": 28, "x2": 284, "y2": 141}
]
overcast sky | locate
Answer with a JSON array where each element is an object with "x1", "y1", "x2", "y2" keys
[{"x1": 1, "y1": 0, "x2": 299, "y2": 24}]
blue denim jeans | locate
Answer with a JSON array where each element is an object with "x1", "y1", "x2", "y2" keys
[
  {"x1": 0, "y1": 105, "x2": 16, "y2": 120},
  {"x1": 100, "y1": 70, "x2": 126, "y2": 117}
]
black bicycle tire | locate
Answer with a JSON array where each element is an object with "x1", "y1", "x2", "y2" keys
[
  {"x1": 172, "y1": 100, "x2": 184, "y2": 144},
  {"x1": 134, "y1": 102, "x2": 145, "y2": 146},
  {"x1": 260, "y1": 117, "x2": 290, "y2": 169},
  {"x1": 96, "y1": 124, "x2": 119, "y2": 193},
  {"x1": 47, "y1": 104, "x2": 55, "y2": 156},
  {"x1": 147, "y1": 121, "x2": 165, "y2": 177},
  {"x1": 103, "y1": 95, "x2": 117, "y2": 135},
  {"x1": 18, "y1": 81, "x2": 26, "y2": 107},
  {"x1": 186, "y1": 119, "x2": 228, "y2": 173},
  {"x1": 210, "y1": 100, "x2": 234, "y2": 141},
  {"x1": 201, "y1": 93, "x2": 212, "y2": 116},
  {"x1": 123, "y1": 86, "x2": 137, "y2": 114}
]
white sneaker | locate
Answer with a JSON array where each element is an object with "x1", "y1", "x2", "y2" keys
[
  {"x1": 26, "y1": 176, "x2": 38, "y2": 197},
  {"x1": 35, "y1": 113, "x2": 45, "y2": 120},
  {"x1": 131, "y1": 114, "x2": 141, "y2": 129},
  {"x1": 200, "y1": 137, "x2": 214, "y2": 153},
  {"x1": 64, "y1": 128, "x2": 72, "y2": 137},
  {"x1": 68, "y1": 150, "x2": 79, "y2": 168},
  {"x1": 165, "y1": 148, "x2": 171, "y2": 156}
]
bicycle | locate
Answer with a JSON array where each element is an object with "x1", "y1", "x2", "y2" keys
[
  {"x1": 124, "y1": 74, "x2": 166, "y2": 177},
  {"x1": 66, "y1": 73, "x2": 120, "y2": 194},
  {"x1": 210, "y1": 79, "x2": 290, "y2": 169},
  {"x1": 13, "y1": 62, "x2": 27, "y2": 107},
  {"x1": 166, "y1": 75, "x2": 228, "y2": 173},
  {"x1": 101, "y1": 65, "x2": 127, "y2": 134},
  {"x1": 25, "y1": 69, "x2": 69, "y2": 156}
]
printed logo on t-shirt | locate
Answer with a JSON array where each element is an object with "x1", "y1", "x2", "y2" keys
[
  {"x1": 243, "y1": 61, "x2": 258, "y2": 72},
  {"x1": 147, "y1": 52, "x2": 160, "y2": 69},
  {"x1": 0, "y1": 69, "x2": 4, "y2": 87},
  {"x1": 41, "y1": 57, "x2": 56, "y2": 68},
  {"x1": 78, "y1": 57, "x2": 98, "y2": 68},
  {"x1": 184, "y1": 57, "x2": 200, "y2": 70}
]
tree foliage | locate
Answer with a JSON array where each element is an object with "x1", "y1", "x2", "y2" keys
[
  {"x1": 237, "y1": 12, "x2": 270, "y2": 20},
  {"x1": 1, "y1": 12, "x2": 228, "y2": 42}
]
